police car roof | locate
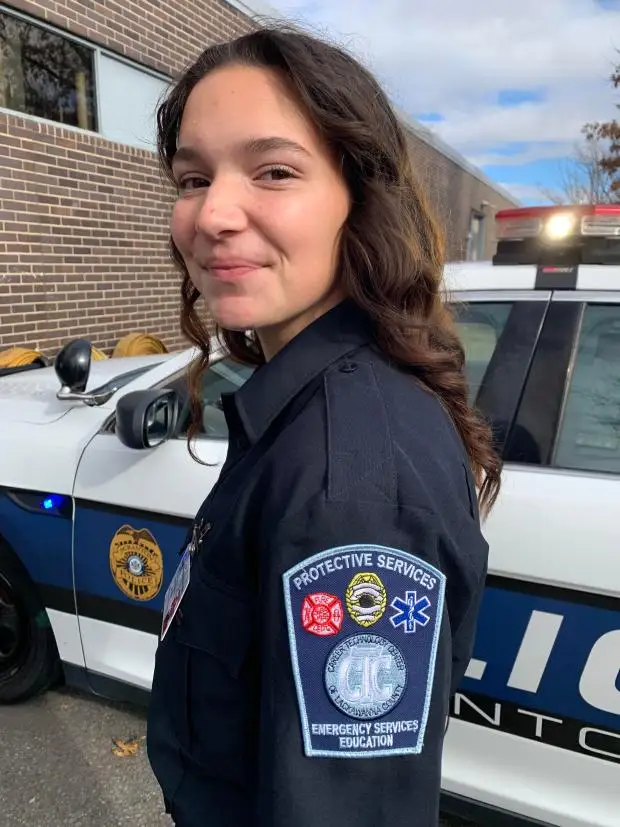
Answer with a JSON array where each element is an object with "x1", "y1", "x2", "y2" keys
[{"x1": 443, "y1": 260, "x2": 620, "y2": 293}]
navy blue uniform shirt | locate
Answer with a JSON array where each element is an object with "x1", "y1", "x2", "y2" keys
[{"x1": 147, "y1": 299, "x2": 489, "y2": 826}]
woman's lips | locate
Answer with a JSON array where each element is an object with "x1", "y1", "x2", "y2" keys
[
  {"x1": 204, "y1": 261, "x2": 265, "y2": 280},
  {"x1": 210, "y1": 265, "x2": 260, "y2": 279}
]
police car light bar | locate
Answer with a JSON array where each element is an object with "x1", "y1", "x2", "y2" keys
[{"x1": 493, "y1": 204, "x2": 620, "y2": 266}]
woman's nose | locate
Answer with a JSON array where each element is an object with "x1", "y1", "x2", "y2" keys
[{"x1": 194, "y1": 177, "x2": 248, "y2": 238}]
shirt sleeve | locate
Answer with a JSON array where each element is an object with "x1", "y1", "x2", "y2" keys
[
  {"x1": 448, "y1": 517, "x2": 489, "y2": 696},
  {"x1": 255, "y1": 493, "x2": 488, "y2": 827}
]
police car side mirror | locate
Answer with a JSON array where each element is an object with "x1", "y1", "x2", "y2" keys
[
  {"x1": 116, "y1": 389, "x2": 180, "y2": 450},
  {"x1": 55, "y1": 339, "x2": 92, "y2": 394}
]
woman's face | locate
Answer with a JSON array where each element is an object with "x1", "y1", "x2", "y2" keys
[{"x1": 170, "y1": 64, "x2": 351, "y2": 357}]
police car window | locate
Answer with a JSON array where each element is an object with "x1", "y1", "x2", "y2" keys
[
  {"x1": 451, "y1": 302, "x2": 513, "y2": 404},
  {"x1": 177, "y1": 357, "x2": 255, "y2": 439},
  {"x1": 553, "y1": 304, "x2": 620, "y2": 475}
]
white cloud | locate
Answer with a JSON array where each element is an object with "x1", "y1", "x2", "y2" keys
[
  {"x1": 467, "y1": 143, "x2": 574, "y2": 168},
  {"x1": 498, "y1": 182, "x2": 552, "y2": 203},
  {"x1": 272, "y1": 0, "x2": 620, "y2": 163},
  {"x1": 429, "y1": 83, "x2": 614, "y2": 156}
]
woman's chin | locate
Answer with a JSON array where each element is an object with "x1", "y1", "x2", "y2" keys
[{"x1": 209, "y1": 299, "x2": 262, "y2": 333}]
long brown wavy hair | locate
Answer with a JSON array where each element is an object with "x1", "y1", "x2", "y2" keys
[{"x1": 156, "y1": 24, "x2": 501, "y2": 515}]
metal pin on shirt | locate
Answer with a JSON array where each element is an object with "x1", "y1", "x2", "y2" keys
[
  {"x1": 175, "y1": 520, "x2": 212, "y2": 625},
  {"x1": 188, "y1": 518, "x2": 212, "y2": 558}
]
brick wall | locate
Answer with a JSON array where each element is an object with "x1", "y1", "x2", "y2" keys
[
  {"x1": 0, "y1": 111, "x2": 186, "y2": 353},
  {"x1": 0, "y1": 0, "x2": 253, "y2": 355},
  {"x1": 6, "y1": 0, "x2": 252, "y2": 77},
  {"x1": 0, "y1": 0, "x2": 516, "y2": 357},
  {"x1": 406, "y1": 130, "x2": 516, "y2": 261}
]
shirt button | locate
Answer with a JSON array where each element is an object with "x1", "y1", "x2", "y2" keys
[{"x1": 339, "y1": 362, "x2": 358, "y2": 373}]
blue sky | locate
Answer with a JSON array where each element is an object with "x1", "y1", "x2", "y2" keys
[{"x1": 270, "y1": 0, "x2": 620, "y2": 205}]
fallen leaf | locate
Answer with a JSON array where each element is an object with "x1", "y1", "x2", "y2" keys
[{"x1": 111, "y1": 738, "x2": 140, "y2": 757}]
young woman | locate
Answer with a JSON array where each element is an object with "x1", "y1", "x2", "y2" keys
[{"x1": 146, "y1": 24, "x2": 500, "y2": 827}]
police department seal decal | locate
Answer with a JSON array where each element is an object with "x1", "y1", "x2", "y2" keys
[
  {"x1": 345, "y1": 572, "x2": 387, "y2": 627},
  {"x1": 324, "y1": 634, "x2": 407, "y2": 719},
  {"x1": 302, "y1": 593, "x2": 344, "y2": 636},
  {"x1": 109, "y1": 524, "x2": 163, "y2": 601}
]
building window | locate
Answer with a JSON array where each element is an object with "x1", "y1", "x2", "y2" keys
[
  {"x1": 0, "y1": 9, "x2": 97, "y2": 130},
  {"x1": 467, "y1": 211, "x2": 486, "y2": 261},
  {"x1": 98, "y1": 53, "x2": 169, "y2": 150}
]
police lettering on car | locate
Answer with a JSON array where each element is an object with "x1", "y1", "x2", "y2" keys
[{"x1": 146, "y1": 25, "x2": 499, "y2": 827}]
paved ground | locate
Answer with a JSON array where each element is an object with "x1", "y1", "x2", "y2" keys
[
  {"x1": 0, "y1": 686, "x2": 476, "y2": 826},
  {"x1": 0, "y1": 686, "x2": 170, "y2": 827}
]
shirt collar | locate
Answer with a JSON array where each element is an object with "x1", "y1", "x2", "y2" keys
[{"x1": 221, "y1": 299, "x2": 373, "y2": 445}]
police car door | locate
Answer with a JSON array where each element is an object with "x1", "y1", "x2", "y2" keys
[
  {"x1": 445, "y1": 286, "x2": 620, "y2": 826},
  {"x1": 71, "y1": 356, "x2": 253, "y2": 699}
]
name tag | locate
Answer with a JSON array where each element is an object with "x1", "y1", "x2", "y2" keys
[{"x1": 161, "y1": 547, "x2": 191, "y2": 641}]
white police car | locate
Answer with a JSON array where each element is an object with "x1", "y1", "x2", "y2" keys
[{"x1": 1, "y1": 204, "x2": 619, "y2": 826}]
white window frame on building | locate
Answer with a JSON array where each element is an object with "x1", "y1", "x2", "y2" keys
[
  {"x1": 0, "y1": 3, "x2": 170, "y2": 150},
  {"x1": 467, "y1": 209, "x2": 487, "y2": 261}
]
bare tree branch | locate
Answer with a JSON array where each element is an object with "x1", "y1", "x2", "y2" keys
[
  {"x1": 539, "y1": 131, "x2": 619, "y2": 204},
  {"x1": 538, "y1": 51, "x2": 620, "y2": 204},
  {"x1": 581, "y1": 54, "x2": 620, "y2": 194}
]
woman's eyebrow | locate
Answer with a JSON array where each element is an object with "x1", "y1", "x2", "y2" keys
[
  {"x1": 171, "y1": 146, "x2": 203, "y2": 167},
  {"x1": 243, "y1": 136, "x2": 312, "y2": 158},
  {"x1": 172, "y1": 136, "x2": 311, "y2": 167}
]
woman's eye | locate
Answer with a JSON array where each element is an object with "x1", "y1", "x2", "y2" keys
[
  {"x1": 259, "y1": 166, "x2": 296, "y2": 182},
  {"x1": 179, "y1": 177, "x2": 209, "y2": 192}
]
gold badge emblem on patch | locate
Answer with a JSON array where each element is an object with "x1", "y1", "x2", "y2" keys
[
  {"x1": 109, "y1": 525, "x2": 163, "y2": 601},
  {"x1": 345, "y1": 572, "x2": 387, "y2": 627}
]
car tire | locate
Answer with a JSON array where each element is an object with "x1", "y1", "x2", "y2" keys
[{"x1": 0, "y1": 542, "x2": 62, "y2": 703}]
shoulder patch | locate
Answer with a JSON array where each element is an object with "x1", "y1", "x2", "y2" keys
[{"x1": 283, "y1": 544, "x2": 446, "y2": 758}]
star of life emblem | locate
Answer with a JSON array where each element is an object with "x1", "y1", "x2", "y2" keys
[{"x1": 390, "y1": 590, "x2": 432, "y2": 633}]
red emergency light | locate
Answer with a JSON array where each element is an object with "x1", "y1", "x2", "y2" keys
[{"x1": 492, "y1": 204, "x2": 620, "y2": 266}]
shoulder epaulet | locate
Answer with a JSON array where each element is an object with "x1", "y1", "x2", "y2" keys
[{"x1": 324, "y1": 359, "x2": 396, "y2": 504}]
